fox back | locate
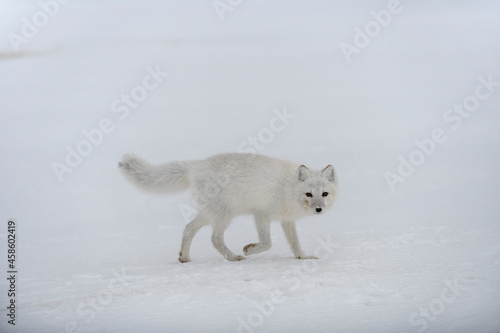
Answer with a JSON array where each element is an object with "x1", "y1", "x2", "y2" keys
[{"x1": 119, "y1": 153, "x2": 337, "y2": 220}]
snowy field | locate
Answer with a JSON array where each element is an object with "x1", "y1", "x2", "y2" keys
[{"x1": 1, "y1": 0, "x2": 500, "y2": 332}]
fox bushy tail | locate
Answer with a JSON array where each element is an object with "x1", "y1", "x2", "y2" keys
[{"x1": 118, "y1": 154, "x2": 192, "y2": 194}]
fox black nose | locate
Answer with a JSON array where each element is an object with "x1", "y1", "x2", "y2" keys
[{"x1": 315, "y1": 207, "x2": 322, "y2": 213}]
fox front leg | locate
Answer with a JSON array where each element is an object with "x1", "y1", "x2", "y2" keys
[
  {"x1": 281, "y1": 220, "x2": 318, "y2": 259},
  {"x1": 243, "y1": 215, "x2": 272, "y2": 256}
]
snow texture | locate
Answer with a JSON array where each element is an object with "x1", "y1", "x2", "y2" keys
[{"x1": 1, "y1": 0, "x2": 500, "y2": 332}]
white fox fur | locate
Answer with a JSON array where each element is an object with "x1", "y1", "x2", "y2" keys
[{"x1": 118, "y1": 153, "x2": 337, "y2": 262}]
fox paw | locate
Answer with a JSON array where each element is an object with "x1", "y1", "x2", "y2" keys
[
  {"x1": 297, "y1": 255, "x2": 318, "y2": 260},
  {"x1": 243, "y1": 243, "x2": 271, "y2": 255},
  {"x1": 227, "y1": 255, "x2": 246, "y2": 262},
  {"x1": 243, "y1": 243, "x2": 257, "y2": 255},
  {"x1": 178, "y1": 251, "x2": 190, "y2": 263}
]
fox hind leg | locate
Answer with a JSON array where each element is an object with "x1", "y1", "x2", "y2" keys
[
  {"x1": 211, "y1": 218, "x2": 246, "y2": 262},
  {"x1": 179, "y1": 214, "x2": 210, "y2": 263}
]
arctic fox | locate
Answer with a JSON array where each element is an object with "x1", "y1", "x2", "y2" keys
[{"x1": 118, "y1": 153, "x2": 337, "y2": 262}]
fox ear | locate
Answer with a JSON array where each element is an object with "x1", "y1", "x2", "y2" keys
[
  {"x1": 297, "y1": 165, "x2": 312, "y2": 181},
  {"x1": 322, "y1": 165, "x2": 336, "y2": 183}
]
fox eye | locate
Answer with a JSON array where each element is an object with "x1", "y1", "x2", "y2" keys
[
  {"x1": 305, "y1": 192, "x2": 313, "y2": 197},
  {"x1": 322, "y1": 192, "x2": 329, "y2": 197}
]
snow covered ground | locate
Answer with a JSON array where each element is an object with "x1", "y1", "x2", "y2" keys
[{"x1": 1, "y1": 0, "x2": 500, "y2": 332}]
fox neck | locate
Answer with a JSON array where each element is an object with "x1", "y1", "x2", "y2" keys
[{"x1": 273, "y1": 181, "x2": 310, "y2": 220}]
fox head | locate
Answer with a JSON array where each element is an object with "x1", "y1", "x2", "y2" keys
[{"x1": 296, "y1": 164, "x2": 337, "y2": 215}]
